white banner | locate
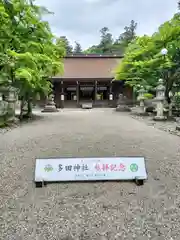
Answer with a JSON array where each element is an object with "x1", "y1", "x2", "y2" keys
[{"x1": 35, "y1": 157, "x2": 147, "y2": 182}]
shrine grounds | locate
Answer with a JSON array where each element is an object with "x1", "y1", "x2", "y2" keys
[{"x1": 0, "y1": 108, "x2": 180, "y2": 240}]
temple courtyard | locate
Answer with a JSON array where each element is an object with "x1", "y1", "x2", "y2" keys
[{"x1": 0, "y1": 108, "x2": 180, "y2": 240}]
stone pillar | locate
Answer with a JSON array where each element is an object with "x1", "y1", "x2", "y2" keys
[
  {"x1": 42, "y1": 94, "x2": 58, "y2": 112},
  {"x1": 7, "y1": 87, "x2": 17, "y2": 122},
  {"x1": 153, "y1": 79, "x2": 167, "y2": 121}
]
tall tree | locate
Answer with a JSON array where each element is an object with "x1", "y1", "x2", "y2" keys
[
  {"x1": 0, "y1": 0, "x2": 65, "y2": 118},
  {"x1": 99, "y1": 27, "x2": 113, "y2": 53},
  {"x1": 84, "y1": 27, "x2": 113, "y2": 54},
  {"x1": 117, "y1": 20, "x2": 137, "y2": 48},
  {"x1": 84, "y1": 22, "x2": 137, "y2": 55},
  {"x1": 73, "y1": 41, "x2": 82, "y2": 54},
  {"x1": 57, "y1": 36, "x2": 73, "y2": 55},
  {"x1": 115, "y1": 13, "x2": 180, "y2": 105}
]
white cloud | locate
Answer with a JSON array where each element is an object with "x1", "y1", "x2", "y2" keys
[{"x1": 35, "y1": 0, "x2": 178, "y2": 49}]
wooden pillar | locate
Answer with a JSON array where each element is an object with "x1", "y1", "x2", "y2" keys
[
  {"x1": 55, "y1": 82, "x2": 61, "y2": 108},
  {"x1": 109, "y1": 81, "x2": 114, "y2": 107},
  {"x1": 94, "y1": 80, "x2": 97, "y2": 102},
  {"x1": 109, "y1": 81, "x2": 112, "y2": 94},
  {"x1": 60, "y1": 80, "x2": 64, "y2": 108},
  {"x1": 76, "y1": 81, "x2": 79, "y2": 106}
]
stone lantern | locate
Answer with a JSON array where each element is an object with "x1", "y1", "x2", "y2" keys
[
  {"x1": 42, "y1": 93, "x2": 58, "y2": 112},
  {"x1": 7, "y1": 86, "x2": 17, "y2": 122},
  {"x1": 156, "y1": 79, "x2": 165, "y2": 99},
  {"x1": 130, "y1": 86, "x2": 147, "y2": 115},
  {"x1": 138, "y1": 86, "x2": 146, "y2": 107},
  {"x1": 0, "y1": 91, "x2": 8, "y2": 125},
  {"x1": 0, "y1": 92, "x2": 4, "y2": 118},
  {"x1": 116, "y1": 94, "x2": 130, "y2": 112},
  {"x1": 0, "y1": 92, "x2": 2, "y2": 101},
  {"x1": 153, "y1": 79, "x2": 167, "y2": 121}
]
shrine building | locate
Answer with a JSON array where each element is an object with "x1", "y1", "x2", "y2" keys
[{"x1": 51, "y1": 54, "x2": 133, "y2": 108}]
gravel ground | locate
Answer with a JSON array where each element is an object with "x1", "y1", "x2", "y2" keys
[
  {"x1": 0, "y1": 108, "x2": 180, "y2": 240},
  {"x1": 131, "y1": 114, "x2": 180, "y2": 137}
]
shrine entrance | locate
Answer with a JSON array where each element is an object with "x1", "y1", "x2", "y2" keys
[{"x1": 79, "y1": 85, "x2": 94, "y2": 102}]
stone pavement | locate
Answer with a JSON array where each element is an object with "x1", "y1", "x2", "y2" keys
[{"x1": 0, "y1": 109, "x2": 180, "y2": 240}]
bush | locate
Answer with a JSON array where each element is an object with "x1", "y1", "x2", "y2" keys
[
  {"x1": 143, "y1": 93, "x2": 154, "y2": 99},
  {"x1": 174, "y1": 94, "x2": 180, "y2": 109}
]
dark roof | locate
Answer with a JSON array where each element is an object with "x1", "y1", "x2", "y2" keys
[
  {"x1": 54, "y1": 55, "x2": 122, "y2": 79},
  {"x1": 65, "y1": 54, "x2": 124, "y2": 59}
]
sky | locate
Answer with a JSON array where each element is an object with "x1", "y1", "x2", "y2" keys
[{"x1": 35, "y1": 0, "x2": 178, "y2": 49}]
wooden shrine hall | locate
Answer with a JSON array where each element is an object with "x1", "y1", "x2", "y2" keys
[{"x1": 52, "y1": 54, "x2": 133, "y2": 108}]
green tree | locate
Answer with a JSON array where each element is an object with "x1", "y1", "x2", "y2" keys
[
  {"x1": 99, "y1": 27, "x2": 113, "y2": 53},
  {"x1": 57, "y1": 36, "x2": 73, "y2": 55},
  {"x1": 85, "y1": 27, "x2": 113, "y2": 54},
  {"x1": 115, "y1": 13, "x2": 180, "y2": 105},
  {"x1": 116, "y1": 20, "x2": 137, "y2": 49},
  {"x1": 84, "y1": 45, "x2": 102, "y2": 54},
  {"x1": 0, "y1": 0, "x2": 65, "y2": 119},
  {"x1": 73, "y1": 41, "x2": 82, "y2": 54},
  {"x1": 84, "y1": 22, "x2": 137, "y2": 55}
]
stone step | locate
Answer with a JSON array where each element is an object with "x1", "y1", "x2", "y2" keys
[{"x1": 81, "y1": 103, "x2": 93, "y2": 109}]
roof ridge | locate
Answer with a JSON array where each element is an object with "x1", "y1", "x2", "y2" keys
[{"x1": 65, "y1": 54, "x2": 123, "y2": 58}]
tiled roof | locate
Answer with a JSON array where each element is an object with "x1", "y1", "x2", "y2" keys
[{"x1": 54, "y1": 55, "x2": 122, "y2": 79}]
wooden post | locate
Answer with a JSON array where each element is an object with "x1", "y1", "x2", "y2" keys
[
  {"x1": 61, "y1": 80, "x2": 64, "y2": 109},
  {"x1": 94, "y1": 80, "x2": 97, "y2": 102},
  {"x1": 76, "y1": 81, "x2": 79, "y2": 107},
  {"x1": 109, "y1": 81, "x2": 112, "y2": 94},
  {"x1": 109, "y1": 81, "x2": 114, "y2": 107}
]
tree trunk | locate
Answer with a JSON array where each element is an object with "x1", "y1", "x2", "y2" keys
[
  {"x1": 19, "y1": 99, "x2": 25, "y2": 120},
  {"x1": 27, "y1": 99, "x2": 33, "y2": 118},
  {"x1": 168, "y1": 102, "x2": 173, "y2": 118}
]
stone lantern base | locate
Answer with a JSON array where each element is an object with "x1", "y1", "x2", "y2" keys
[
  {"x1": 130, "y1": 106, "x2": 148, "y2": 116},
  {"x1": 116, "y1": 105, "x2": 130, "y2": 112},
  {"x1": 42, "y1": 105, "x2": 59, "y2": 113},
  {"x1": 42, "y1": 95, "x2": 58, "y2": 113},
  {"x1": 153, "y1": 115, "x2": 167, "y2": 121},
  {"x1": 42, "y1": 102, "x2": 59, "y2": 112}
]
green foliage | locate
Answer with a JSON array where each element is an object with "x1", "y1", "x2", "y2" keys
[
  {"x1": 99, "y1": 27, "x2": 113, "y2": 54},
  {"x1": 0, "y1": 0, "x2": 65, "y2": 105},
  {"x1": 115, "y1": 13, "x2": 180, "y2": 102},
  {"x1": 116, "y1": 20, "x2": 137, "y2": 49},
  {"x1": 143, "y1": 93, "x2": 154, "y2": 99},
  {"x1": 174, "y1": 93, "x2": 180, "y2": 109},
  {"x1": 73, "y1": 41, "x2": 82, "y2": 54},
  {"x1": 57, "y1": 36, "x2": 73, "y2": 55},
  {"x1": 84, "y1": 20, "x2": 137, "y2": 55}
]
